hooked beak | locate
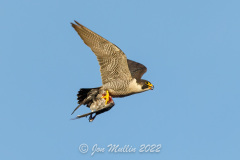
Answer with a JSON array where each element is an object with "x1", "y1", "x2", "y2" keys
[{"x1": 149, "y1": 85, "x2": 154, "y2": 90}]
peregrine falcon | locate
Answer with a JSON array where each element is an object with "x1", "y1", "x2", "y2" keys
[{"x1": 71, "y1": 21, "x2": 154, "y2": 121}]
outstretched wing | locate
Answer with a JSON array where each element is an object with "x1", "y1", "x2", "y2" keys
[
  {"x1": 71, "y1": 21, "x2": 132, "y2": 85},
  {"x1": 127, "y1": 59, "x2": 147, "y2": 80}
]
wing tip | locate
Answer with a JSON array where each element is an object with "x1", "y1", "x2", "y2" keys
[
  {"x1": 71, "y1": 20, "x2": 85, "y2": 31},
  {"x1": 74, "y1": 20, "x2": 80, "y2": 25},
  {"x1": 71, "y1": 21, "x2": 77, "y2": 28},
  {"x1": 71, "y1": 20, "x2": 82, "y2": 26}
]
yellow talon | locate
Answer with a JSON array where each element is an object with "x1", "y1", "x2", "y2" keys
[{"x1": 101, "y1": 90, "x2": 110, "y2": 105}]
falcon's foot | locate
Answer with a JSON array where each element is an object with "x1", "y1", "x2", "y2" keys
[{"x1": 101, "y1": 90, "x2": 112, "y2": 105}]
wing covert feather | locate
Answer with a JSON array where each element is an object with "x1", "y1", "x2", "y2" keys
[{"x1": 71, "y1": 21, "x2": 132, "y2": 84}]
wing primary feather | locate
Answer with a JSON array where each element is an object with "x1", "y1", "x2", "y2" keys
[{"x1": 71, "y1": 104, "x2": 82, "y2": 115}]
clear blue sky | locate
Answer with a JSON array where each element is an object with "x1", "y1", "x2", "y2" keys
[{"x1": 1, "y1": 0, "x2": 239, "y2": 159}]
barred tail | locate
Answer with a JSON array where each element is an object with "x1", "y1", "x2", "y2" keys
[{"x1": 71, "y1": 87, "x2": 100, "y2": 115}]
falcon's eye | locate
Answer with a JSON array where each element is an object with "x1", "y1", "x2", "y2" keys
[{"x1": 145, "y1": 81, "x2": 151, "y2": 86}]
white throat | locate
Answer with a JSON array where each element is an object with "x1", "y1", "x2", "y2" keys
[{"x1": 128, "y1": 79, "x2": 142, "y2": 92}]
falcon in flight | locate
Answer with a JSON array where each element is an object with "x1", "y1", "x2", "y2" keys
[{"x1": 71, "y1": 21, "x2": 154, "y2": 121}]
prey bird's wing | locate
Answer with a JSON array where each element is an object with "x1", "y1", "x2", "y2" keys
[
  {"x1": 71, "y1": 21, "x2": 132, "y2": 85},
  {"x1": 71, "y1": 102, "x2": 114, "y2": 120},
  {"x1": 127, "y1": 59, "x2": 147, "y2": 80}
]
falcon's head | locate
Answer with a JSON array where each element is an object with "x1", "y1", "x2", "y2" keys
[{"x1": 140, "y1": 80, "x2": 154, "y2": 91}]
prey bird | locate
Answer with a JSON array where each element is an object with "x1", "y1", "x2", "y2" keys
[{"x1": 71, "y1": 21, "x2": 154, "y2": 121}]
